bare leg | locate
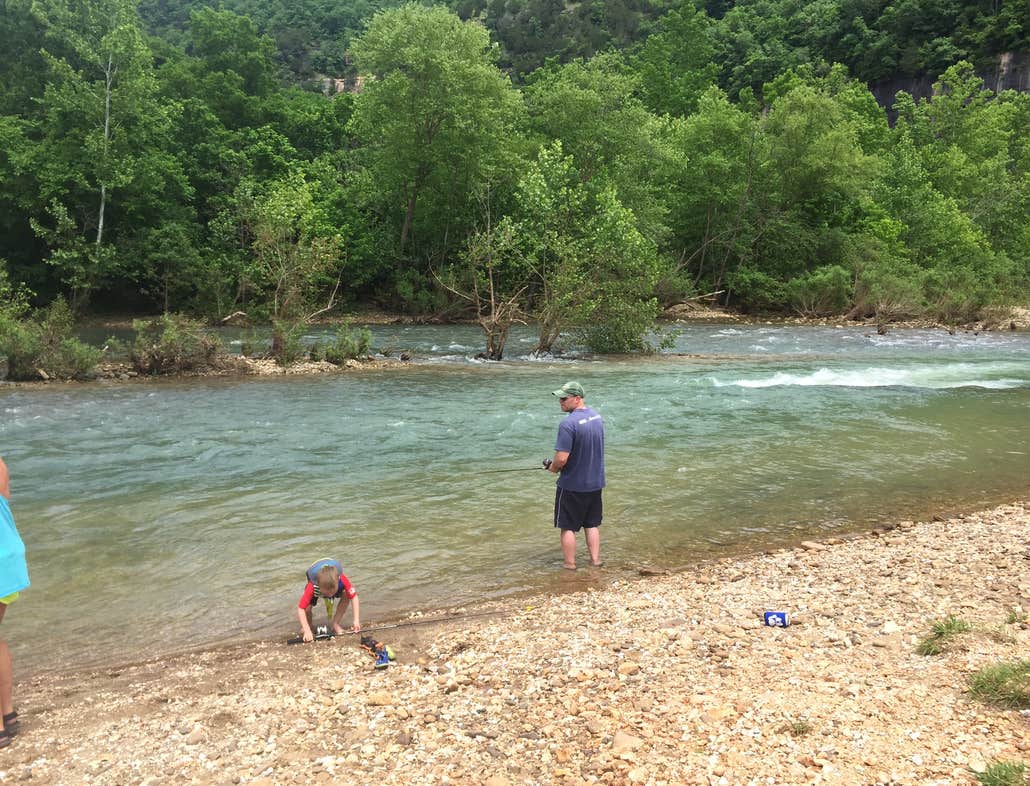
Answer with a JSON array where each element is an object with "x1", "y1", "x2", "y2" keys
[
  {"x1": 585, "y1": 527, "x2": 601, "y2": 566},
  {"x1": 0, "y1": 603, "x2": 11, "y2": 727},
  {"x1": 0, "y1": 641, "x2": 11, "y2": 719},
  {"x1": 560, "y1": 530, "x2": 577, "y2": 569}
]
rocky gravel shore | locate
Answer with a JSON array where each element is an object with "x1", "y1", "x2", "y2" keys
[{"x1": 2, "y1": 501, "x2": 1028, "y2": 785}]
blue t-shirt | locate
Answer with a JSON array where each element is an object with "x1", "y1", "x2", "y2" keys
[
  {"x1": 0, "y1": 496, "x2": 29, "y2": 597},
  {"x1": 555, "y1": 405, "x2": 606, "y2": 492}
]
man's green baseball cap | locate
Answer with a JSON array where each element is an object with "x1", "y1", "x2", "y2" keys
[{"x1": 552, "y1": 381, "x2": 585, "y2": 398}]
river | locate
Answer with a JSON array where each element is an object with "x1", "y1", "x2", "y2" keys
[{"x1": 2, "y1": 321, "x2": 1028, "y2": 674}]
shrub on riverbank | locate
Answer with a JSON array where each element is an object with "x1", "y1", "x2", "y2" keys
[
  {"x1": 0, "y1": 298, "x2": 101, "y2": 381},
  {"x1": 311, "y1": 323, "x2": 373, "y2": 364},
  {"x1": 127, "y1": 314, "x2": 223, "y2": 375}
]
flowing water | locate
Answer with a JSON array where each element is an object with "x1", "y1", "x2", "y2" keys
[{"x1": 2, "y1": 322, "x2": 1028, "y2": 674}]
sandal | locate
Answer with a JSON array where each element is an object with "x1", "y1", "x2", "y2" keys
[
  {"x1": 0, "y1": 728, "x2": 10, "y2": 749},
  {"x1": 2, "y1": 712, "x2": 17, "y2": 734}
]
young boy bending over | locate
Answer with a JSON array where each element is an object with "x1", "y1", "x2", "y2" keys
[{"x1": 298, "y1": 558, "x2": 360, "y2": 642}]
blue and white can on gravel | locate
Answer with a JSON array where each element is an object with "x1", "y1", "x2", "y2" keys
[{"x1": 763, "y1": 611, "x2": 790, "y2": 627}]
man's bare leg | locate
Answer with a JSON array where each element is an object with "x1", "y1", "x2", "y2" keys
[
  {"x1": 560, "y1": 529, "x2": 577, "y2": 569},
  {"x1": 585, "y1": 527, "x2": 601, "y2": 566}
]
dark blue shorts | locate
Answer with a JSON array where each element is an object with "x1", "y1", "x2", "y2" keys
[{"x1": 554, "y1": 487, "x2": 603, "y2": 531}]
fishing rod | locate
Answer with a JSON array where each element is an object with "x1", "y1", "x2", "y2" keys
[
  {"x1": 480, "y1": 458, "x2": 553, "y2": 475},
  {"x1": 480, "y1": 465, "x2": 545, "y2": 474},
  {"x1": 286, "y1": 609, "x2": 503, "y2": 644}
]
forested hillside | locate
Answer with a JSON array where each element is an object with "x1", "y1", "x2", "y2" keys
[{"x1": 0, "y1": 0, "x2": 1027, "y2": 360}]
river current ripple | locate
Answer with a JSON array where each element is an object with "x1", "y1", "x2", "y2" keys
[{"x1": 2, "y1": 323, "x2": 1028, "y2": 673}]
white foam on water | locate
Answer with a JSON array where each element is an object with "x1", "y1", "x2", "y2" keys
[{"x1": 710, "y1": 363, "x2": 1029, "y2": 389}]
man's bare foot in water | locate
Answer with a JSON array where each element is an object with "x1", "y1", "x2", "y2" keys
[
  {"x1": 563, "y1": 563, "x2": 577, "y2": 570},
  {"x1": 590, "y1": 560, "x2": 603, "y2": 567}
]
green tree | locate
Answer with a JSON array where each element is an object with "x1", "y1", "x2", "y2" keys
[
  {"x1": 183, "y1": 8, "x2": 279, "y2": 129},
  {"x1": 239, "y1": 171, "x2": 344, "y2": 359},
  {"x1": 347, "y1": 3, "x2": 524, "y2": 280},
  {"x1": 897, "y1": 63, "x2": 1029, "y2": 276},
  {"x1": 524, "y1": 52, "x2": 672, "y2": 242},
  {"x1": 27, "y1": 0, "x2": 184, "y2": 309},
  {"x1": 663, "y1": 87, "x2": 767, "y2": 296},
  {"x1": 731, "y1": 79, "x2": 882, "y2": 309},
  {"x1": 877, "y1": 118, "x2": 1015, "y2": 321},
  {"x1": 630, "y1": 2, "x2": 719, "y2": 117},
  {"x1": 436, "y1": 198, "x2": 530, "y2": 360},
  {"x1": 514, "y1": 141, "x2": 663, "y2": 354}
]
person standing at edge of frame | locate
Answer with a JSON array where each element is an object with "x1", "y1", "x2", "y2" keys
[
  {"x1": 0, "y1": 455, "x2": 30, "y2": 748},
  {"x1": 544, "y1": 381, "x2": 605, "y2": 570}
]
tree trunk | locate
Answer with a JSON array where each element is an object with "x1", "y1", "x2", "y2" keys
[
  {"x1": 399, "y1": 164, "x2": 431, "y2": 250},
  {"x1": 400, "y1": 188, "x2": 417, "y2": 250},
  {"x1": 270, "y1": 327, "x2": 284, "y2": 361},
  {"x1": 97, "y1": 53, "x2": 114, "y2": 248}
]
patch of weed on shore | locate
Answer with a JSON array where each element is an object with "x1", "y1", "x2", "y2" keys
[
  {"x1": 973, "y1": 760, "x2": 1028, "y2": 786},
  {"x1": 1005, "y1": 609, "x2": 1028, "y2": 625},
  {"x1": 967, "y1": 660, "x2": 1030, "y2": 709},
  {"x1": 778, "y1": 719, "x2": 812, "y2": 737},
  {"x1": 916, "y1": 615, "x2": 972, "y2": 655}
]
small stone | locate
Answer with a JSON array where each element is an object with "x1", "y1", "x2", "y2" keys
[
  {"x1": 612, "y1": 731, "x2": 643, "y2": 753},
  {"x1": 968, "y1": 754, "x2": 988, "y2": 773},
  {"x1": 366, "y1": 691, "x2": 396, "y2": 706}
]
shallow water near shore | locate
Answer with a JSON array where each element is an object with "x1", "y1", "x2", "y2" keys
[{"x1": 2, "y1": 322, "x2": 1028, "y2": 675}]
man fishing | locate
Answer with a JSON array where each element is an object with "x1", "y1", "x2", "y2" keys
[{"x1": 545, "y1": 381, "x2": 606, "y2": 570}]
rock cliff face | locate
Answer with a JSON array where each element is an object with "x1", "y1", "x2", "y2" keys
[{"x1": 871, "y1": 51, "x2": 1030, "y2": 119}]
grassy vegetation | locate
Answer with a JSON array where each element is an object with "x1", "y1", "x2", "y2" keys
[
  {"x1": 974, "y1": 760, "x2": 1028, "y2": 786},
  {"x1": 1005, "y1": 609, "x2": 1028, "y2": 625},
  {"x1": 967, "y1": 660, "x2": 1030, "y2": 710},
  {"x1": 916, "y1": 615, "x2": 973, "y2": 656},
  {"x1": 778, "y1": 719, "x2": 812, "y2": 738}
]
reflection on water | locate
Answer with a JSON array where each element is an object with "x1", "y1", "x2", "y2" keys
[{"x1": 3, "y1": 323, "x2": 1029, "y2": 674}]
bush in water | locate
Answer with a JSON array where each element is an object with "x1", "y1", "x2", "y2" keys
[
  {"x1": 314, "y1": 323, "x2": 372, "y2": 364},
  {"x1": 271, "y1": 319, "x2": 307, "y2": 366},
  {"x1": 129, "y1": 314, "x2": 222, "y2": 375},
  {"x1": 0, "y1": 298, "x2": 101, "y2": 381}
]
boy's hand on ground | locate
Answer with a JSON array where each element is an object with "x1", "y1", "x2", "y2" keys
[
  {"x1": 302, "y1": 631, "x2": 314, "y2": 643},
  {"x1": 351, "y1": 623, "x2": 362, "y2": 632}
]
